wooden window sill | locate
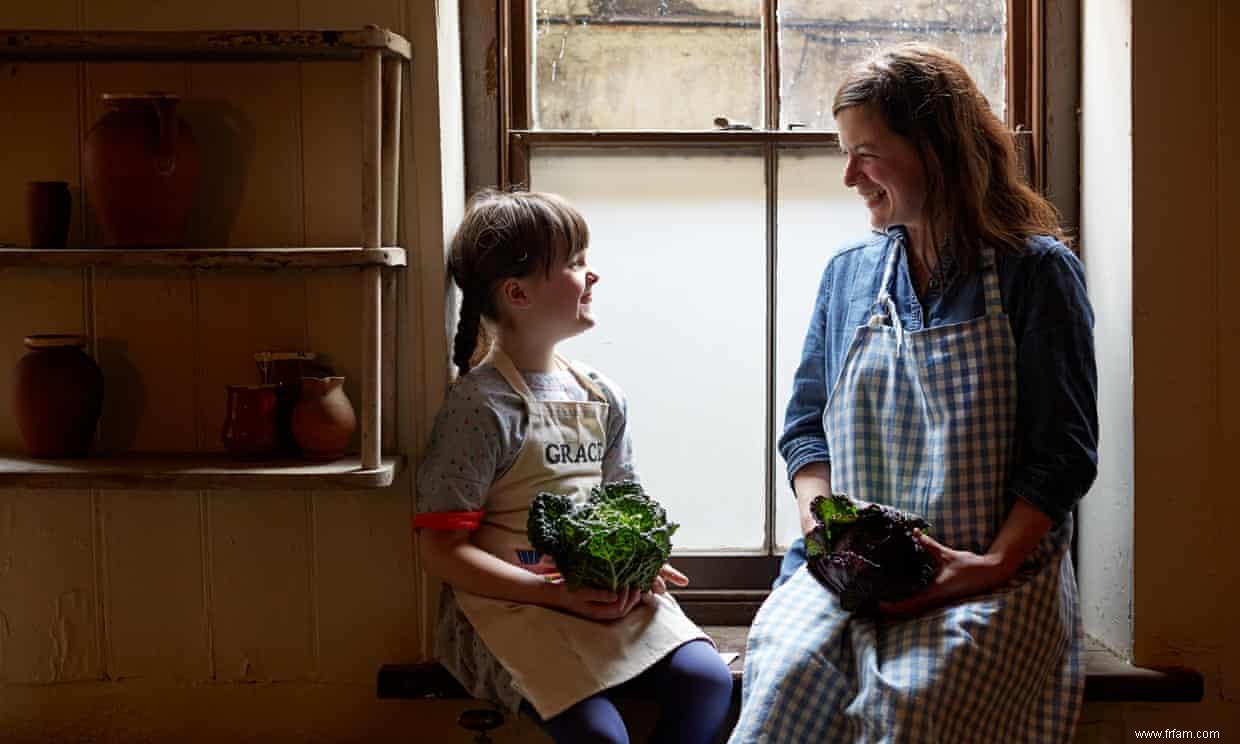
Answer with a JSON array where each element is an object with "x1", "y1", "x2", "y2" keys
[{"x1": 377, "y1": 624, "x2": 1204, "y2": 704}]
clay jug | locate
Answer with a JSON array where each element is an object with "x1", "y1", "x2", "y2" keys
[
  {"x1": 254, "y1": 351, "x2": 321, "y2": 455},
  {"x1": 13, "y1": 334, "x2": 104, "y2": 458},
  {"x1": 221, "y1": 384, "x2": 280, "y2": 459},
  {"x1": 291, "y1": 377, "x2": 356, "y2": 461},
  {"x1": 84, "y1": 92, "x2": 200, "y2": 248}
]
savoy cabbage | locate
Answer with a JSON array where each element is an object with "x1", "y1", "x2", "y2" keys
[
  {"x1": 527, "y1": 480, "x2": 677, "y2": 593},
  {"x1": 804, "y1": 494, "x2": 937, "y2": 613}
]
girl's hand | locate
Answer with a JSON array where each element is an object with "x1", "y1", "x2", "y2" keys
[
  {"x1": 651, "y1": 564, "x2": 690, "y2": 594},
  {"x1": 879, "y1": 530, "x2": 1015, "y2": 619},
  {"x1": 553, "y1": 583, "x2": 645, "y2": 621}
]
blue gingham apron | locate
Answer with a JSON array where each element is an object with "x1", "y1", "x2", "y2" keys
[{"x1": 731, "y1": 239, "x2": 1083, "y2": 743}]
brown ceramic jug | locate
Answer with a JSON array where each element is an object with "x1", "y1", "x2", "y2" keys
[
  {"x1": 254, "y1": 351, "x2": 322, "y2": 455},
  {"x1": 84, "y1": 92, "x2": 200, "y2": 248},
  {"x1": 291, "y1": 377, "x2": 356, "y2": 461},
  {"x1": 221, "y1": 384, "x2": 280, "y2": 459},
  {"x1": 13, "y1": 334, "x2": 104, "y2": 458}
]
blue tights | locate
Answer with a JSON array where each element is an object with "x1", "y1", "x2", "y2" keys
[{"x1": 533, "y1": 639, "x2": 733, "y2": 744}]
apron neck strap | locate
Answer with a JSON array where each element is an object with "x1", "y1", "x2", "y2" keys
[
  {"x1": 978, "y1": 245, "x2": 1003, "y2": 315},
  {"x1": 485, "y1": 348, "x2": 609, "y2": 404},
  {"x1": 554, "y1": 354, "x2": 609, "y2": 402},
  {"x1": 875, "y1": 232, "x2": 903, "y2": 312},
  {"x1": 486, "y1": 347, "x2": 537, "y2": 403},
  {"x1": 876, "y1": 235, "x2": 1004, "y2": 317}
]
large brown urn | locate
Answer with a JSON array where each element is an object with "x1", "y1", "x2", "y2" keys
[
  {"x1": 84, "y1": 92, "x2": 200, "y2": 248},
  {"x1": 13, "y1": 334, "x2": 105, "y2": 458}
]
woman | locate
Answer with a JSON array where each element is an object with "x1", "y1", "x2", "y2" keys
[{"x1": 731, "y1": 44, "x2": 1098, "y2": 742}]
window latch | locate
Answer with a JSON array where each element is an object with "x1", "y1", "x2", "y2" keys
[{"x1": 713, "y1": 116, "x2": 754, "y2": 131}]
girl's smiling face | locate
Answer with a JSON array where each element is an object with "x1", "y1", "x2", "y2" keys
[
  {"x1": 523, "y1": 244, "x2": 599, "y2": 341},
  {"x1": 837, "y1": 103, "x2": 930, "y2": 235}
]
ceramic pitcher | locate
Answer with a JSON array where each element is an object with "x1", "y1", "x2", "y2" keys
[
  {"x1": 84, "y1": 92, "x2": 200, "y2": 247},
  {"x1": 291, "y1": 376, "x2": 356, "y2": 461}
]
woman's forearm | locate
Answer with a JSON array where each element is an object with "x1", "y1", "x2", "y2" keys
[
  {"x1": 792, "y1": 462, "x2": 832, "y2": 536},
  {"x1": 985, "y1": 498, "x2": 1053, "y2": 579},
  {"x1": 418, "y1": 530, "x2": 560, "y2": 607}
]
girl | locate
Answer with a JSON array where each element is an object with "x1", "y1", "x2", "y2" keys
[{"x1": 414, "y1": 189, "x2": 733, "y2": 744}]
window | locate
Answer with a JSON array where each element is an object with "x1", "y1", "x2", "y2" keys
[{"x1": 486, "y1": 0, "x2": 1042, "y2": 589}]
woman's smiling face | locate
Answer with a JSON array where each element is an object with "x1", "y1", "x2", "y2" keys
[{"x1": 837, "y1": 103, "x2": 929, "y2": 234}]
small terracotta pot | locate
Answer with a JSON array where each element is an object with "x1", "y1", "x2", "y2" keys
[
  {"x1": 13, "y1": 334, "x2": 104, "y2": 458},
  {"x1": 221, "y1": 384, "x2": 280, "y2": 459},
  {"x1": 291, "y1": 376, "x2": 356, "y2": 461}
]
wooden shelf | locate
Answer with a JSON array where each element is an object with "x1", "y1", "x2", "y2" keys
[
  {"x1": 0, "y1": 26, "x2": 407, "y2": 473},
  {"x1": 0, "y1": 247, "x2": 406, "y2": 270},
  {"x1": 0, "y1": 454, "x2": 403, "y2": 491},
  {"x1": 0, "y1": 28, "x2": 411, "y2": 62}
]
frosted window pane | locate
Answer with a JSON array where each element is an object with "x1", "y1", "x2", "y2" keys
[
  {"x1": 779, "y1": 1, "x2": 1007, "y2": 130},
  {"x1": 532, "y1": 1, "x2": 763, "y2": 130},
  {"x1": 531, "y1": 148, "x2": 767, "y2": 552},
  {"x1": 774, "y1": 149, "x2": 872, "y2": 550}
]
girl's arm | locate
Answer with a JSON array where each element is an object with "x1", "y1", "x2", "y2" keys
[{"x1": 418, "y1": 529, "x2": 643, "y2": 620}]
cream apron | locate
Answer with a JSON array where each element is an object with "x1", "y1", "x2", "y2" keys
[{"x1": 453, "y1": 348, "x2": 707, "y2": 719}]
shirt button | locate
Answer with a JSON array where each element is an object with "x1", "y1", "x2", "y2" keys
[{"x1": 929, "y1": 279, "x2": 939, "y2": 289}]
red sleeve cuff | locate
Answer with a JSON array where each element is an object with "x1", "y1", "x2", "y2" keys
[{"x1": 413, "y1": 511, "x2": 484, "y2": 531}]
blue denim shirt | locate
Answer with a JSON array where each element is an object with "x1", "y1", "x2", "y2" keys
[{"x1": 778, "y1": 228, "x2": 1098, "y2": 524}]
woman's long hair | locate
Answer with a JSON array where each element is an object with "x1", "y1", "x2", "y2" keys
[
  {"x1": 833, "y1": 43, "x2": 1065, "y2": 271},
  {"x1": 447, "y1": 188, "x2": 589, "y2": 377}
]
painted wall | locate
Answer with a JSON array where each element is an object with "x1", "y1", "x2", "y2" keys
[
  {"x1": 0, "y1": 1, "x2": 466, "y2": 740},
  {"x1": 1078, "y1": 0, "x2": 1134, "y2": 658},
  {"x1": 1078, "y1": 0, "x2": 1239, "y2": 738}
]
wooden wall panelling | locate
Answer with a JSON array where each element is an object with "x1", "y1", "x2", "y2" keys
[
  {"x1": 403, "y1": 0, "x2": 466, "y2": 659},
  {"x1": 93, "y1": 270, "x2": 198, "y2": 453},
  {"x1": 461, "y1": 0, "x2": 501, "y2": 193},
  {"x1": 207, "y1": 490, "x2": 313, "y2": 681},
  {"x1": 0, "y1": 62, "x2": 82, "y2": 248},
  {"x1": 80, "y1": 0, "x2": 298, "y2": 31},
  {"x1": 0, "y1": 488, "x2": 100, "y2": 682},
  {"x1": 1218, "y1": 0, "x2": 1239, "y2": 698},
  {"x1": 311, "y1": 488, "x2": 418, "y2": 682},
  {"x1": 188, "y1": 59, "x2": 306, "y2": 448},
  {"x1": 300, "y1": 62, "x2": 362, "y2": 246},
  {"x1": 0, "y1": 269, "x2": 86, "y2": 450},
  {"x1": 0, "y1": 2, "x2": 78, "y2": 28},
  {"x1": 298, "y1": 0, "x2": 402, "y2": 33},
  {"x1": 185, "y1": 62, "x2": 303, "y2": 249},
  {"x1": 99, "y1": 489, "x2": 207, "y2": 680}
]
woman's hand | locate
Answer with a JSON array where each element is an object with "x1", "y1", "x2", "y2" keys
[
  {"x1": 650, "y1": 564, "x2": 690, "y2": 594},
  {"x1": 879, "y1": 530, "x2": 1015, "y2": 619},
  {"x1": 553, "y1": 583, "x2": 645, "y2": 621}
]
